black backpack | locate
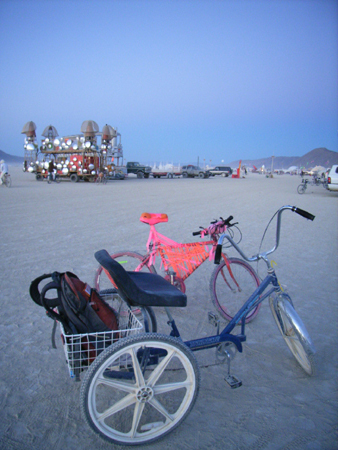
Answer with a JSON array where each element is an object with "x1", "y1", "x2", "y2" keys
[{"x1": 30, "y1": 271, "x2": 119, "y2": 380}]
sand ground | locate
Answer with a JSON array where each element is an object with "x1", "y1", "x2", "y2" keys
[{"x1": 0, "y1": 167, "x2": 337, "y2": 450}]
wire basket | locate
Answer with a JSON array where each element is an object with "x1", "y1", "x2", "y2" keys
[{"x1": 60, "y1": 308, "x2": 143, "y2": 381}]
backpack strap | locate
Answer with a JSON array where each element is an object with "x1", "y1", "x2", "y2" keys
[
  {"x1": 29, "y1": 273, "x2": 54, "y2": 306},
  {"x1": 40, "y1": 280, "x2": 73, "y2": 334}
]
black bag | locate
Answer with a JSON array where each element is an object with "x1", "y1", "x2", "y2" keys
[{"x1": 30, "y1": 271, "x2": 119, "y2": 379}]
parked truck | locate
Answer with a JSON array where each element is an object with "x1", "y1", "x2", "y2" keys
[
  {"x1": 126, "y1": 162, "x2": 152, "y2": 178},
  {"x1": 151, "y1": 164, "x2": 182, "y2": 178}
]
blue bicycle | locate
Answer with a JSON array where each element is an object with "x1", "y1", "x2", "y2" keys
[{"x1": 80, "y1": 205, "x2": 316, "y2": 446}]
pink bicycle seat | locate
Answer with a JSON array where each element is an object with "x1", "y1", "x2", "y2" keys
[{"x1": 140, "y1": 212, "x2": 168, "y2": 225}]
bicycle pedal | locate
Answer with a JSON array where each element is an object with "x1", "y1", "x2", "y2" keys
[
  {"x1": 224, "y1": 374, "x2": 242, "y2": 389},
  {"x1": 208, "y1": 311, "x2": 219, "y2": 326}
]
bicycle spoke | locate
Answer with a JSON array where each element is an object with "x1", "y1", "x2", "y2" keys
[
  {"x1": 153, "y1": 380, "x2": 192, "y2": 395},
  {"x1": 130, "y1": 401, "x2": 145, "y2": 437},
  {"x1": 148, "y1": 396, "x2": 175, "y2": 422},
  {"x1": 131, "y1": 347, "x2": 146, "y2": 386},
  {"x1": 97, "y1": 392, "x2": 136, "y2": 422},
  {"x1": 147, "y1": 349, "x2": 175, "y2": 386},
  {"x1": 98, "y1": 374, "x2": 136, "y2": 393}
]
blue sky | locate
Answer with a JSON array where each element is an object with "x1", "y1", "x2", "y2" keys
[{"x1": 0, "y1": 0, "x2": 337, "y2": 165}]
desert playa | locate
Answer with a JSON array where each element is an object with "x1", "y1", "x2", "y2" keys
[{"x1": 0, "y1": 166, "x2": 337, "y2": 450}]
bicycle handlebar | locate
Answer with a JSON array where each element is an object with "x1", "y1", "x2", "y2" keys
[
  {"x1": 193, "y1": 215, "x2": 234, "y2": 236},
  {"x1": 292, "y1": 206, "x2": 315, "y2": 221},
  {"x1": 214, "y1": 206, "x2": 315, "y2": 264}
]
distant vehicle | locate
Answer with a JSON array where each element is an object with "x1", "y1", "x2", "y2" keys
[
  {"x1": 181, "y1": 165, "x2": 209, "y2": 178},
  {"x1": 151, "y1": 166, "x2": 182, "y2": 178},
  {"x1": 326, "y1": 165, "x2": 338, "y2": 191},
  {"x1": 126, "y1": 162, "x2": 152, "y2": 178},
  {"x1": 207, "y1": 166, "x2": 233, "y2": 177}
]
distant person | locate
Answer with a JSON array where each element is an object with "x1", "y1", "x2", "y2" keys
[
  {"x1": 0, "y1": 160, "x2": 9, "y2": 185},
  {"x1": 48, "y1": 160, "x2": 55, "y2": 182}
]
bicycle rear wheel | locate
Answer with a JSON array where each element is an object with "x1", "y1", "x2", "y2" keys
[
  {"x1": 210, "y1": 257, "x2": 261, "y2": 323},
  {"x1": 94, "y1": 251, "x2": 157, "y2": 327},
  {"x1": 297, "y1": 184, "x2": 306, "y2": 194},
  {"x1": 270, "y1": 294, "x2": 315, "y2": 375},
  {"x1": 80, "y1": 333, "x2": 200, "y2": 446},
  {"x1": 5, "y1": 175, "x2": 11, "y2": 187},
  {"x1": 94, "y1": 251, "x2": 156, "y2": 293}
]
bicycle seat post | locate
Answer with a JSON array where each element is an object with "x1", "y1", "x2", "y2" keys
[
  {"x1": 163, "y1": 269, "x2": 181, "y2": 338},
  {"x1": 168, "y1": 269, "x2": 176, "y2": 285}
]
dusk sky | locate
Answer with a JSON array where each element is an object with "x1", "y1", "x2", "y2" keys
[{"x1": 0, "y1": 0, "x2": 337, "y2": 165}]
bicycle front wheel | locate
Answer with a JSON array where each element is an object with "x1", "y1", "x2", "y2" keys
[
  {"x1": 297, "y1": 184, "x2": 306, "y2": 194},
  {"x1": 210, "y1": 257, "x2": 261, "y2": 323},
  {"x1": 270, "y1": 294, "x2": 315, "y2": 375},
  {"x1": 80, "y1": 333, "x2": 200, "y2": 446}
]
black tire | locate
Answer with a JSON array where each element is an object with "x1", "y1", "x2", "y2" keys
[
  {"x1": 198, "y1": 172, "x2": 204, "y2": 178},
  {"x1": 70, "y1": 173, "x2": 79, "y2": 182},
  {"x1": 182, "y1": 172, "x2": 188, "y2": 178},
  {"x1": 297, "y1": 184, "x2": 306, "y2": 194},
  {"x1": 4, "y1": 175, "x2": 11, "y2": 187},
  {"x1": 80, "y1": 333, "x2": 200, "y2": 446},
  {"x1": 210, "y1": 257, "x2": 261, "y2": 323},
  {"x1": 144, "y1": 173, "x2": 150, "y2": 179},
  {"x1": 270, "y1": 293, "x2": 315, "y2": 375},
  {"x1": 137, "y1": 172, "x2": 144, "y2": 179},
  {"x1": 140, "y1": 306, "x2": 157, "y2": 332}
]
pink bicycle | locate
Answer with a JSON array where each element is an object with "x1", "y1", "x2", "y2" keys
[{"x1": 94, "y1": 212, "x2": 261, "y2": 323}]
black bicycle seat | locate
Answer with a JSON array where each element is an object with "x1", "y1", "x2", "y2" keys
[{"x1": 94, "y1": 249, "x2": 187, "y2": 308}]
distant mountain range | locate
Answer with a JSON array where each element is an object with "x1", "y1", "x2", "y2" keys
[
  {"x1": 1, "y1": 147, "x2": 337, "y2": 170},
  {"x1": 227, "y1": 148, "x2": 338, "y2": 170},
  {"x1": 0, "y1": 149, "x2": 24, "y2": 165}
]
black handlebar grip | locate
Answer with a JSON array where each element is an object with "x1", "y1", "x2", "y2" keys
[
  {"x1": 293, "y1": 207, "x2": 315, "y2": 221},
  {"x1": 214, "y1": 244, "x2": 222, "y2": 264},
  {"x1": 224, "y1": 215, "x2": 233, "y2": 225},
  {"x1": 192, "y1": 231, "x2": 201, "y2": 236}
]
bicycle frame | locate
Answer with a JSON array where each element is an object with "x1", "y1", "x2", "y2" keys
[
  {"x1": 139, "y1": 223, "x2": 222, "y2": 281},
  {"x1": 180, "y1": 270, "x2": 280, "y2": 354},
  {"x1": 166, "y1": 205, "x2": 315, "y2": 354}
]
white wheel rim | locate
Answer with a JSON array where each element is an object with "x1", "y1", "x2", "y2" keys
[{"x1": 86, "y1": 339, "x2": 196, "y2": 444}]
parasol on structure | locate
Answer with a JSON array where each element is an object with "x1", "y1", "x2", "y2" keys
[
  {"x1": 102, "y1": 124, "x2": 117, "y2": 140},
  {"x1": 42, "y1": 125, "x2": 59, "y2": 138},
  {"x1": 81, "y1": 120, "x2": 99, "y2": 137},
  {"x1": 21, "y1": 121, "x2": 37, "y2": 137}
]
